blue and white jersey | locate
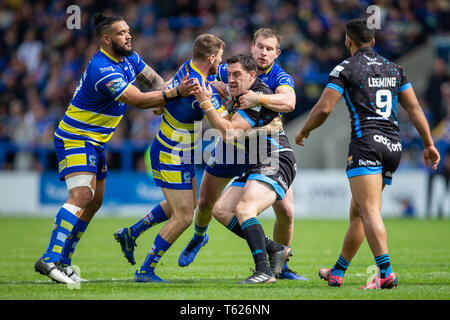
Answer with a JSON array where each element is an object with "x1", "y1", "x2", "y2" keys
[{"x1": 55, "y1": 47, "x2": 147, "y2": 147}]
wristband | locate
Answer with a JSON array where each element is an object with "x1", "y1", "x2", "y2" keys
[
  {"x1": 162, "y1": 90, "x2": 168, "y2": 102},
  {"x1": 205, "y1": 106, "x2": 215, "y2": 113},
  {"x1": 199, "y1": 100, "x2": 211, "y2": 108},
  {"x1": 258, "y1": 94, "x2": 271, "y2": 106}
]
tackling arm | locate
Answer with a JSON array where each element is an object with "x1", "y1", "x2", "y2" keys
[{"x1": 238, "y1": 86, "x2": 296, "y2": 113}]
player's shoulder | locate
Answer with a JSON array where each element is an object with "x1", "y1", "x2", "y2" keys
[
  {"x1": 88, "y1": 52, "x2": 122, "y2": 80},
  {"x1": 253, "y1": 78, "x2": 273, "y2": 94}
]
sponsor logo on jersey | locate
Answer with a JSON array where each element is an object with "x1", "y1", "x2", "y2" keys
[
  {"x1": 330, "y1": 65, "x2": 344, "y2": 77},
  {"x1": 106, "y1": 77, "x2": 127, "y2": 95},
  {"x1": 99, "y1": 66, "x2": 114, "y2": 73},
  {"x1": 183, "y1": 172, "x2": 191, "y2": 183}
]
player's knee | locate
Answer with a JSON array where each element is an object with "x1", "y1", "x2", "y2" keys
[
  {"x1": 68, "y1": 186, "x2": 95, "y2": 209},
  {"x1": 235, "y1": 200, "x2": 257, "y2": 222},
  {"x1": 198, "y1": 195, "x2": 214, "y2": 214},
  {"x1": 274, "y1": 203, "x2": 295, "y2": 224},
  {"x1": 212, "y1": 202, "x2": 230, "y2": 223},
  {"x1": 172, "y1": 207, "x2": 194, "y2": 230}
]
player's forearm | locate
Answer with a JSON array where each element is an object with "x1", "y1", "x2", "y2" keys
[
  {"x1": 406, "y1": 104, "x2": 435, "y2": 147},
  {"x1": 120, "y1": 85, "x2": 178, "y2": 109},
  {"x1": 258, "y1": 92, "x2": 295, "y2": 113},
  {"x1": 300, "y1": 103, "x2": 330, "y2": 135},
  {"x1": 201, "y1": 100, "x2": 237, "y2": 140}
]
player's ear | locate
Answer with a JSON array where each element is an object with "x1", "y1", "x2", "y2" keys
[
  {"x1": 276, "y1": 48, "x2": 281, "y2": 58},
  {"x1": 249, "y1": 70, "x2": 256, "y2": 79},
  {"x1": 209, "y1": 54, "x2": 216, "y2": 65},
  {"x1": 371, "y1": 38, "x2": 375, "y2": 47}
]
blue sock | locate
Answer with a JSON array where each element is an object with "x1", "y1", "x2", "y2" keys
[
  {"x1": 375, "y1": 254, "x2": 393, "y2": 279},
  {"x1": 60, "y1": 218, "x2": 89, "y2": 266},
  {"x1": 140, "y1": 233, "x2": 172, "y2": 273},
  {"x1": 192, "y1": 224, "x2": 208, "y2": 243},
  {"x1": 331, "y1": 254, "x2": 350, "y2": 277},
  {"x1": 130, "y1": 204, "x2": 168, "y2": 239},
  {"x1": 42, "y1": 206, "x2": 79, "y2": 263}
]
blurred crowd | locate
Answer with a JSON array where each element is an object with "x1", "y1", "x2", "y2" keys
[{"x1": 0, "y1": 0, "x2": 449, "y2": 173}]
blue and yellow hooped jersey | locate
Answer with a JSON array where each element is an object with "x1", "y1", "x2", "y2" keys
[
  {"x1": 216, "y1": 61, "x2": 295, "y2": 93},
  {"x1": 55, "y1": 47, "x2": 147, "y2": 148},
  {"x1": 156, "y1": 59, "x2": 226, "y2": 151}
]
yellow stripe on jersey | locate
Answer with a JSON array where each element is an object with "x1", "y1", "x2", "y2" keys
[
  {"x1": 156, "y1": 134, "x2": 197, "y2": 151},
  {"x1": 163, "y1": 109, "x2": 195, "y2": 130},
  {"x1": 63, "y1": 139, "x2": 85, "y2": 149},
  {"x1": 159, "y1": 151, "x2": 181, "y2": 165},
  {"x1": 66, "y1": 154, "x2": 87, "y2": 167},
  {"x1": 160, "y1": 170, "x2": 182, "y2": 184},
  {"x1": 114, "y1": 83, "x2": 131, "y2": 101},
  {"x1": 160, "y1": 119, "x2": 200, "y2": 145},
  {"x1": 275, "y1": 84, "x2": 295, "y2": 92},
  {"x1": 54, "y1": 132, "x2": 102, "y2": 147},
  {"x1": 59, "y1": 120, "x2": 113, "y2": 143},
  {"x1": 66, "y1": 105, "x2": 123, "y2": 129}
]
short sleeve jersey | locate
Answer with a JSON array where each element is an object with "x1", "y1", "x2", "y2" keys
[
  {"x1": 55, "y1": 47, "x2": 147, "y2": 147},
  {"x1": 326, "y1": 47, "x2": 412, "y2": 141}
]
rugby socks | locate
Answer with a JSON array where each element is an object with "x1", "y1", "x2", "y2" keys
[
  {"x1": 42, "y1": 204, "x2": 79, "y2": 263},
  {"x1": 192, "y1": 224, "x2": 208, "y2": 243},
  {"x1": 226, "y1": 216, "x2": 244, "y2": 238},
  {"x1": 264, "y1": 235, "x2": 285, "y2": 254},
  {"x1": 331, "y1": 254, "x2": 350, "y2": 277},
  {"x1": 375, "y1": 254, "x2": 393, "y2": 279},
  {"x1": 139, "y1": 233, "x2": 172, "y2": 274},
  {"x1": 59, "y1": 214, "x2": 88, "y2": 267},
  {"x1": 240, "y1": 217, "x2": 272, "y2": 275},
  {"x1": 130, "y1": 204, "x2": 168, "y2": 239}
]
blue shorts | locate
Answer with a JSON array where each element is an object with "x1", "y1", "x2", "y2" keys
[
  {"x1": 150, "y1": 137, "x2": 196, "y2": 190},
  {"x1": 54, "y1": 136, "x2": 108, "y2": 181}
]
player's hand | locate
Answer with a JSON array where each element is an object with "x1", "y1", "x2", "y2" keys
[
  {"x1": 177, "y1": 73, "x2": 200, "y2": 97},
  {"x1": 194, "y1": 78, "x2": 213, "y2": 109},
  {"x1": 295, "y1": 129, "x2": 309, "y2": 146},
  {"x1": 210, "y1": 81, "x2": 227, "y2": 100},
  {"x1": 423, "y1": 145, "x2": 440, "y2": 170},
  {"x1": 265, "y1": 117, "x2": 283, "y2": 133},
  {"x1": 238, "y1": 90, "x2": 258, "y2": 110},
  {"x1": 153, "y1": 105, "x2": 165, "y2": 115}
]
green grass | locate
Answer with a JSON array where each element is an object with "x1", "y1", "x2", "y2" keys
[{"x1": 0, "y1": 217, "x2": 449, "y2": 300}]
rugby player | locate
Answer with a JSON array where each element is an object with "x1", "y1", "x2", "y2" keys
[
  {"x1": 116, "y1": 34, "x2": 226, "y2": 283},
  {"x1": 178, "y1": 28, "x2": 306, "y2": 281},
  {"x1": 194, "y1": 54, "x2": 295, "y2": 284},
  {"x1": 34, "y1": 14, "x2": 198, "y2": 284},
  {"x1": 295, "y1": 17, "x2": 440, "y2": 289}
]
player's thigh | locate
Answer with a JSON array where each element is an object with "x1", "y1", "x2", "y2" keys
[
  {"x1": 198, "y1": 171, "x2": 231, "y2": 210},
  {"x1": 348, "y1": 174, "x2": 383, "y2": 213},
  {"x1": 236, "y1": 180, "x2": 277, "y2": 223},
  {"x1": 212, "y1": 186, "x2": 244, "y2": 223}
]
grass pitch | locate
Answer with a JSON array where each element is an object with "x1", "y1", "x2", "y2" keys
[{"x1": 0, "y1": 217, "x2": 449, "y2": 300}]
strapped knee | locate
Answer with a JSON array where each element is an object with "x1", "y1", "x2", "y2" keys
[{"x1": 65, "y1": 174, "x2": 95, "y2": 200}]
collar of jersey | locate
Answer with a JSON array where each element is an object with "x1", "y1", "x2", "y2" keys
[
  {"x1": 189, "y1": 60, "x2": 207, "y2": 80},
  {"x1": 262, "y1": 62, "x2": 274, "y2": 75},
  {"x1": 100, "y1": 47, "x2": 120, "y2": 64}
]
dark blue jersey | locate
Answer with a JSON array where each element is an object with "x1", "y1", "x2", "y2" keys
[{"x1": 326, "y1": 47, "x2": 411, "y2": 141}]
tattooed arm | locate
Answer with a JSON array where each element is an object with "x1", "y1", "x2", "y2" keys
[{"x1": 136, "y1": 65, "x2": 165, "y2": 91}]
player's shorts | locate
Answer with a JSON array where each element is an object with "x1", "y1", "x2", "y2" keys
[
  {"x1": 54, "y1": 136, "x2": 108, "y2": 181},
  {"x1": 346, "y1": 133, "x2": 402, "y2": 185},
  {"x1": 231, "y1": 150, "x2": 297, "y2": 200},
  {"x1": 150, "y1": 137, "x2": 196, "y2": 190},
  {"x1": 205, "y1": 142, "x2": 251, "y2": 178}
]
